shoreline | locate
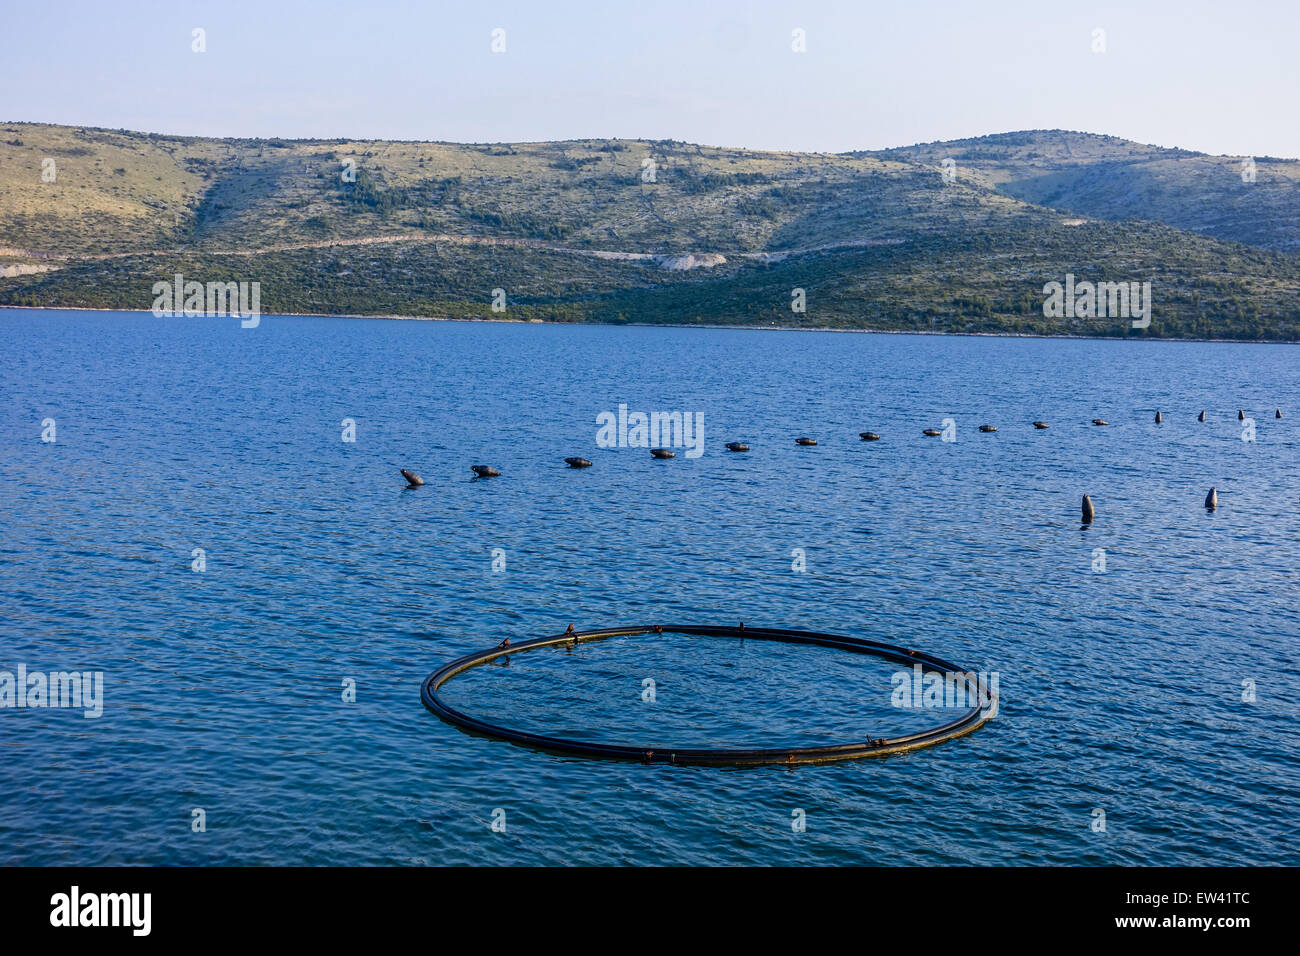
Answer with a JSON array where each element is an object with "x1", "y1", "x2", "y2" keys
[{"x1": 0, "y1": 303, "x2": 1295, "y2": 345}]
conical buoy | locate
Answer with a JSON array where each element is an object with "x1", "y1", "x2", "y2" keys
[
  {"x1": 1082, "y1": 494, "x2": 1095, "y2": 523},
  {"x1": 1197, "y1": 410, "x2": 1205, "y2": 422},
  {"x1": 564, "y1": 457, "x2": 592, "y2": 468},
  {"x1": 1154, "y1": 410, "x2": 1162, "y2": 423},
  {"x1": 1205, "y1": 487, "x2": 1218, "y2": 510},
  {"x1": 471, "y1": 465, "x2": 500, "y2": 478},
  {"x1": 1238, "y1": 409, "x2": 1245, "y2": 421},
  {"x1": 400, "y1": 469, "x2": 424, "y2": 487},
  {"x1": 1277, "y1": 408, "x2": 1283, "y2": 419}
]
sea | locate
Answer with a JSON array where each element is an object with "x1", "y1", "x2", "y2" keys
[{"x1": 1, "y1": 308, "x2": 1296, "y2": 865}]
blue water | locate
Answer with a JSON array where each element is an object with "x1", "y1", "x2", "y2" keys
[{"x1": 1, "y1": 308, "x2": 1297, "y2": 865}]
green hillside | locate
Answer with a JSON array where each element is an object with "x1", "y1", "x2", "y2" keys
[
  {"x1": 875, "y1": 130, "x2": 1300, "y2": 253},
  {"x1": 2, "y1": 121, "x2": 1299, "y2": 340}
]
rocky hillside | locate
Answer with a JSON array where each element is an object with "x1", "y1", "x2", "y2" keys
[
  {"x1": 2, "y1": 122, "x2": 1298, "y2": 340},
  {"x1": 874, "y1": 130, "x2": 1300, "y2": 253}
]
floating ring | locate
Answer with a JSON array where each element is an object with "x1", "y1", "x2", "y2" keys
[{"x1": 421, "y1": 625, "x2": 996, "y2": 767}]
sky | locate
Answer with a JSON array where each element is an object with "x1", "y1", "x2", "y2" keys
[{"x1": 3, "y1": 0, "x2": 1298, "y2": 157}]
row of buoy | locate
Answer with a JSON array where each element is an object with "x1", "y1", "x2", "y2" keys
[
  {"x1": 1180, "y1": 409, "x2": 1282, "y2": 423},
  {"x1": 402, "y1": 465, "x2": 502, "y2": 486},
  {"x1": 1082, "y1": 486, "x2": 1220, "y2": 523},
  {"x1": 400, "y1": 406, "x2": 1285, "y2": 489},
  {"x1": 405, "y1": 464, "x2": 1233, "y2": 524},
  {"x1": 1155, "y1": 408, "x2": 1283, "y2": 422}
]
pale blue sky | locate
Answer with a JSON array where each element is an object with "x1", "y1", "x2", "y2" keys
[{"x1": 3, "y1": 0, "x2": 1297, "y2": 156}]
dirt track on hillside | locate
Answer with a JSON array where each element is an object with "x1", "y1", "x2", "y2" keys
[{"x1": 1, "y1": 233, "x2": 905, "y2": 270}]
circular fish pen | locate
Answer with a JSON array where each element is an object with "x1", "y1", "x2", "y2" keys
[{"x1": 421, "y1": 624, "x2": 996, "y2": 767}]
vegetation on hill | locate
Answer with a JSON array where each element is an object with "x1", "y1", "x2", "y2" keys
[
  {"x1": 875, "y1": 130, "x2": 1300, "y2": 253},
  {"x1": 2, "y1": 122, "x2": 1298, "y2": 340}
]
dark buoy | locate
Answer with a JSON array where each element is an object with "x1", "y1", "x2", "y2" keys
[
  {"x1": 1205, "y1": 487, "x2": 1218, "y2": 510},
  {"x1": 1277, "y1": 408, "x2": 1283, "y2": 419},
  {"x1": 859, "y1": 432, "x2": 881, "y2": 441},
  {"x1": 795, "y1": 437, "x2": 818, "y2": 446},
  {"x1": 978, "y1": 425, "x2": 997, "y2": 433},
  {"x1": 471, "y1": 465, "x2": 500, "y2": 478},
  {"x1": 650, "y1": 448, "x2": 675, "y2": 459},
  {"x1": 400, "y1": 468, "x2": 424, "y2": 487},
  {"x1": 564, "y1": 457, "x2": 592, "y2": 468},
  {"x1": 1081, "y1": 494, "x2": 1095, "y2": 523},
  {"x1": 1033, "y1": 421, "x2": 1050, "y2": 429},
  {"x1": 1092, "y1": 419, "x2": 1109, "y2": 426},
  {"x1": 1198, "y1": 410, "x2": 1206, "y2": 422},
  {"x1": 1154, "y1": 410, "x2": 1163, "y2": 423},
  {"x1": 1238, "y1": 409, "x2": 1245, "y2": 421},
  {"x1": 922, "y1": 428, "x2": 941, "y2": 437},
  {"x1": 724, "y1": 442, "x2": 749, "y2": 452}
]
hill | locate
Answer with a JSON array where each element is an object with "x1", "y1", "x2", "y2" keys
[
  {"x1": 2, "y1": 122, "x2": 1298, "y2": 340},
  {"x1": 873, "y1": 130, "x2": 1300, "y2": 253}
]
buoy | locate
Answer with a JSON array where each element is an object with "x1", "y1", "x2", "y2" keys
[
  {"x1": 922, "y1": 429, "x2": 941, "y2": 437},
  {"x1": 1238, "y1": 409, "x2": 1245, "y2": 421},
  {"x1": 564, "y1": 457, "x2": 592, "y2": 468},
  {"x1": 1205, "y1": 487, "x2": 1218, "y2": 510},
  {"x1": 1033, "y1": 421, "x2": 1050, "y2": 429},
  {"x1": 400, "y1": 468, "x2": 424, "y2": 487},
  {"x1": 1277, "y1": 408, "x2": 1283, "y2": 419},
  {"x1": 1198, "y1": 410, "x2": 1206, "y2": 422},
  {"x1": 470, "y1": 465, "x2": 500, "y2": 478},
  {"x1": 1092, "y1": 419, "x2": 1109, "y2": 426},
  {"x1": 795, "y1": 437, "x2": 817, "y2": 446},
  {"x1": 650, "y1": 448, "x2": 675, "y2": 459},
  {"x1": 724, "y1": 442, "x2": 749, "y2": 452},
  {"x1": 1154, "y1": 410, "x2": 1162, "y2": 423},
  {"x1": 978, "y1": 425, "x2": 997, "y2": 433},
  {"x1": 860, "y1": 432, "x2": 881, "y2": 441},
  {"x1": 1081, "y1": 494, "x2": 1095, "y2": 523}
]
